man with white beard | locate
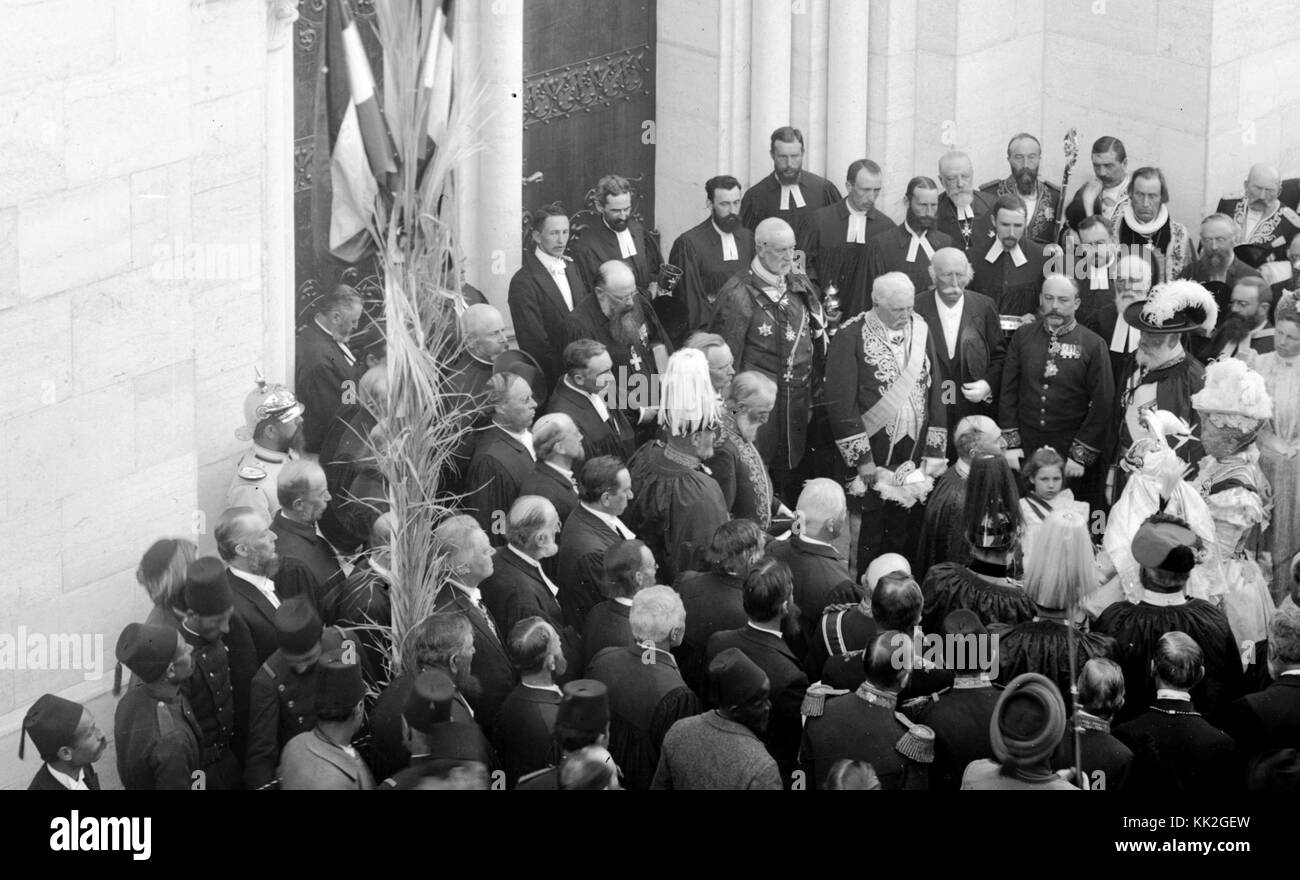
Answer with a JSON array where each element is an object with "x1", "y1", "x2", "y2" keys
[
  {"x1": 707, "y1": 370, "x2": 793, "y2": 530},
  {"x1": 935, "y1": 151, "x2": 995, "y2": 251},
  {"x1": 1083, "y1": 253, "x2": 1155, "y2": 386}
]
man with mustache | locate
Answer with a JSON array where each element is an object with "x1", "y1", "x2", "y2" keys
[
  {"x1": 227, "y1": 377, "x2": 306, "y2": 523},
  {"x1": 999, "y1": 275, "x2": 1113, "y2": 500},
  {"x1": 1112, "y1": 166, "x2": 1196, "y2": 282},
  {"x1": 739, "y1": 126, "x2": 842, "y2": 245},
  {"x1": 711, "y1": 217, "x2": 832, "y2": 504},
  {"x1": 1082, "y1": 253, "x2": 1157, "y2": 386},
  {"x1": 914, "y1": 247, "x2": 1004, "y2": 460},
  {"x1": 1216, "y1": 163, "x2": 1300, "y2": 265},
  {"x1": 296, "y1": 285, "x2": 365, "y2": 454},
  {"x1": 936, "y1": 151, "x2": 995, "y2": 250},
  {"x1": 977, "y1": 132, "x2": 1064, "y2": 246},
  {"x1": 803, "y1": 158, "x2": 896, "y2": 318},
  {"x1": 865, "y1": 176, "x2": 953, "y2": 302},
  {"x1": 669, "y1": 175, "x2": 756, "y2": 331},
  {"x1": 21, "y1": 694, "x2": 109, "y2": 790},
  {"x1": 1178, "y1": 214, "x2": 1262, "y2": 358},
  {"x1": 1064, "y1": 135, "x2": 1131, "y2": 231},
  {"x1": 568, "y1": 174, "x2": 663, "y2": 295}
]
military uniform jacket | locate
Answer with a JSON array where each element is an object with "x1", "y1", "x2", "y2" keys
[
  {"x1": 669, "y1": 218, "x2": 756, "y2": 331},
  {"x1": 824, "y1": 311, "x2": 948, "y2": 472},
  {"x1": 114, "y1": 680, "x2": 203, "y2": 791},
  {"x1": 936, "y1": 190, "x2": 995, "y2": 251},
  {"x1": 912, "y1": 682, "x2": 1002, "y2": 790},
  {"x1": 801, "y1": 686, "x2": 928, "y2": 790},
  {"x1": 998, "y1": 319, "x2": 1114, "y2": 467},
  {"x1": 278, "y1": 729, "x2": 375, "y2": 791},
  {"x1": 171, "y1": 625, "x2": 236, "y2": 757},
  {"x1": 740, "y1": 170, "x2": 843, "y2": 244},
  {"x1": 509, "y1": 250, "x2": 589, "y2": 388},
  {"x1": 1051, "y1": 713, "x2": 1134, "y2": 791},
  {"x1": 801, "y1": 200, "x2": 896, "y2": 318},
  {"x1": 568, "y1": 217, "x2": 663, "y2": 294},
  {"x1": 227, "y1": 444, "x2": 299, "y2": 522},
  {"x1": 1216, "y1": 197, "x2": 1300, "y2": 262},
  {"x1": 711, "y1": 269, "x2": 826, "y2": 469},
  {"x1": 977, "y1": 177, "x2": 1064, "y2": 245}
]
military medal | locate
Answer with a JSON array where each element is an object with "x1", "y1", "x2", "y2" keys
[
  {"x1": 759, "y1": 322, "x2": 774, "y2": 336},
  {"x1": 629, "y1": 350, "x2": 644, "y2": 372},
  {"x1": 785, "y1": 327, "x2": 796, "y2": 342}
]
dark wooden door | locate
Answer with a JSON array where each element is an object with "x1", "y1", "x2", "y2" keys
[{"x1": 522, "y1": 0, "x2": 656, "y2": 253}]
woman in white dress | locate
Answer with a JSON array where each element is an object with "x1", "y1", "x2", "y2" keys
[{"x1": 1256, "y1": 291, "x2": 1300, "y2": 603}]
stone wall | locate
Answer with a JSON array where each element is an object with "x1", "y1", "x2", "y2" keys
[{"x1": 0, "y1": 0, "x2": 276, "y2": 790}]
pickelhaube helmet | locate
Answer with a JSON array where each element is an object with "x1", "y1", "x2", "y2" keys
[{"x1": 236, "y1": 367, "x2": 305, "y2": 441}]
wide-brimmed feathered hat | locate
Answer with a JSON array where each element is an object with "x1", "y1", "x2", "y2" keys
[{"x1": 1124, "y1": 279, "x2": 1219, "y2": 335}]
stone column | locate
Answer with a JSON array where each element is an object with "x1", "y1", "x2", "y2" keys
[
  {"x1": 825, "y1": 0, "x2": 870, "y2": 186},
  {"x1": 748, "y1": 0, "x2": 793, "y2": 185},
  {"x1": 264, "y1": 0, "x2": 297, "y2": 382}
]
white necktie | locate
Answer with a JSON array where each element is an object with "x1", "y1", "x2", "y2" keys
[
  {"x1": 847, "y1": 212, "x2": 867, "y2": 244},
  {"x1": 1089, "y1": 266, "x2": 1109, "y2": 290},
  {"x1": 780, "y1": 184, "x2": 806, "y2": 210},
  {"x1": 615, "y1": 227, "x2": 637, "y2": 259},
  {"x1": 1110, "y1": 314, "x2": 1136, "y2": 354},
  {"x1": 548, "y1": 262, "x2": 574, "y2": 310},
  {"x1": 720, "y1": 231, "x2": 738, "y2": 261},
  {"x1": 905, "y1": 229, "x2": 936, "y2": 263}
]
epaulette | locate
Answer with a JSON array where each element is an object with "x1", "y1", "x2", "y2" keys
[
  {"x1": 978, "y1": 178, "x2": 1001, "y2": 192},
  {"x1": 155, "y1": 701, "x2": 176, "y2": 738},
  {"x1": 894, "y1": 717, "x2": 936, "y2": 764},
  {"x1": 901, "y1": 691, "x2": 941, "y2": 716},
  {"x1": 801, "y1": 682, "x2": 850, "y2": 717},
  {"x1": 238, "y1": 465, "x2": 267, "y2": 481},
  {"x1": 1280, "y1": 205, "x2": 1300, "y2": 225},
  {"x1": 259, "y1": 661, "x2": 277, "y2": 681}
]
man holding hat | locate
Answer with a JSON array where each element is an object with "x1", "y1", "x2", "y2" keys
[
  {"x1": 652, "y1": 647, "x2": 781, "y2": 790},
  {"x1": 1095, "y1": 513, "x2": 1245, "y2": 723},
  {"x1": 278, "y1": 650, "x2": 373, "y2": 790},
  {"x1": 113, "y1": 622, "x2": 203, "y2": 790},
  {"x1": 1110, "y1": 279, "x2": 1214, "y2": 494},
  {"x1": 22, "y1": 694, "x2": 107, "y2": 790},
  {"x1": 227, "y1": 372, "x2": 306, "y2": 522},
  {"x1": 243, "y1": 596, "x2": 350, "y2": 790},
  {"x1": 380, "y1": 669, "x2": 496, "y2": 790},
  {"x1": 960, "y1": 672, "x2": 1076, "y2": 790},
  {"x1": 516, "y1": 679, "x2": 612, "y2": 790},
  {"x1": 166, "y1": 555, "x2": 244, "y2": 789}
]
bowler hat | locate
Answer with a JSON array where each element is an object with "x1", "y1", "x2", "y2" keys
[{"x1": 555, "y1": 679, "x2": 609, "y2": 735}]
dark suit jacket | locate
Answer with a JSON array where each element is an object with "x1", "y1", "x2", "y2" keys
[
  {"x1": 675, "y1": 570, "x2": 748, "y2": 696},
  {"x1": 432, "y1": 583, "x2": 518, "y2": 731},
  {"x1": 270, "y1": 511, "x2": 341, "y2": 602},
  {"x1": 295, "y1": 320, "x2": 357, "y2": 454},
  {"x1": 766, "y1": 535, "x2": 861, "y2": 673},
  {"x1": 479, "y1": 545, "x2": 584, "y2": 678},
  {"x1": 492, "y1": 684, "x2": 562, "y2": 787},
  {"x1": 706, "y1": 625, "x2": 809, "y2": 785},
  {"x1": 544, "y1": 378, "x2": 636, "y2": 464},
  {"x1": 1113, "y1": 700, "x2": 1236, "y2": 792},
  {"x1": 582, "y1": 599, "x2": 633, "y2": 673},
  {"x1": 509, "y1": 251, "x2": 589, "y2": 388},
  {"x1": 518, "y1": 460, "x2": 579, "y2": 525},
  {"x1": 464, "y1": 425, "x2": 536, "y2": 546},
  {"x1": 556, "y1": 504, "x2": 624, "y2": 632},
  {"x1": 1217, "y1": 676, "x2": 1300, "y2": 776},
  {"x1": 914, "y1": 288, "x2": 1005, "y2": 455},
  {"x1": 28, "y1": 763, "x2": 101, "y2": 791}
]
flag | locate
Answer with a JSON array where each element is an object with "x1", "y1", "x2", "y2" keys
[{"x1": 418, "y1": 0, "x2": 455, "y2": 161}]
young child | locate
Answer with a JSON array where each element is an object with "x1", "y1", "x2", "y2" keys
[{"x1": 1020, "y1": 448, "x2": 1090, "y2": 571}]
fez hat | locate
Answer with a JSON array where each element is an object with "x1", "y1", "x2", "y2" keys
[
  {"x1": 989, "y1": 673, "x2": 1066, "y2": 768},
  {"x1": 555, "y1": 679, "x2": 609, "y2": 734},
  {"x1": 494, "y1": 349, "x2": 548, "y2": 409},
  {"x1": 708, "y1": 647, "x2": 768, "y2": 708},
  {"x1": 183, "y1": 557, "x2": 233, "y2": 617},
  {"x1": 315, "y1": 651, "x2": 366, "y2": 714},
  {"x1": 274, "y1": 596, "x2": 323, "y2": 660},
  {"x1": 1123, "y1": 279, "x2": 1219, "y2": 335},
  {"x1": 1234, "y1": 242, "x2": 1293, "y2": 288},
  {"x1": 403, "y1": 669, "x2": 457, "y2": 734},
  {"x1": 942, "y1": 609, "x2": 989, "y2": 675},
  {"x1": 115, "y1": 622, "x2": 179, "y2": 687},
  {"x1": 1131, "y1": 518, "x2": 1202, "y2": 576},
  {"x1": 20, "y1": 694, "x2": 84, "y2": 761}
]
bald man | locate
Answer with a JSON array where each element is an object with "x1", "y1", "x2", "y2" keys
[
  {"x1": 936, "y1": 151, "x2": 996, "y2": 250},
  {"x1": 447, "y1": 304, "x2": 512, "y2": 488},
  {"x1": 270, "y1": 459, "x2": 342, "y2": 594},
  {"x1": 915, "y1": 247, "x2": 1004, "y2": 458},
  {"x1": 711, "y1": 217, "x2": 832, "y2": 502},
  {"x1": 518, "y1": 412, "x2": 585, "y2": 525},
  {"x1": 1217, "y1": 163, "x2": 1300, "y2": 263},
  {"x1": 914, "y1": 415, "x2": 1003, "y2": 576},
  {"x1": 825, "y1": 272, "x2": 948, "y2": 572}
]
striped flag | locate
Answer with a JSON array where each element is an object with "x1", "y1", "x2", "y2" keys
[{"x1": 418, "y1": 0, "x2": 455, "y2": 161}]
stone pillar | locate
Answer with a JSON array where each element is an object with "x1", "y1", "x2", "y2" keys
[
  {"x1": 264, "y1": 0, "x2": 297, "y2": 383},
  {"x1": 748, "y1": 0, "x2": 793, "y2": 185},
  {"x1": 825, "y1": 0, "x2": 871, "y2": 187},
  {"x1": 866, "y1": 0, "x2": 919, "y2": 220},
  {"x1": 718, "y1": 0, "x2": 753, "y2": 183}
]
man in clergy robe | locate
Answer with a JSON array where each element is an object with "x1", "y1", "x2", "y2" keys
[
  {"x1": 976, "y1": 132, "x2": 1064, "y2": 247},
  {"x1": 669, "y1": 174, "x2": 756, "y2": 332},
  {"x1": 1083, "y1": 253, "x2": 1156, "y2": 389},
  {"x1": 509, "y1": 205, "x2": 589, "y2": 389},
  {"x1": 1072, "y1": 215, "x2": 1120, "y2": 325},
  {"x1": 739, "y1": 125, "x2": 842, "y2": 245},
  {"x1": 824, "y1": 272, "x2": 948, "y2": 574},
  {"x1": 967, "y1": 194, "x2": 1050, "y2": 322},
  {"x1": 568, "y1": 174, "x2": 662, "y2": 295},
  {"x1": 864, "y1": 176, "x2": 953, "y2": 304},
  {"x1": 545, "y1": 339, "x2": 635, "y2": 464},
  {"x1": 1111, "y1": 166, "x2": 1196, "y2": 283},
  {"x1": 1064, "y1": 135, "x2": 1131, "y2": 232},
  {"x1": 445, "y1": 304, "x2": 511, "y2": 489},
  {"x1": 936, "y1": 151, "x2": 996, "y2": 252},
  {"x1": 464, "y1": 372, "x2": 539, "y2": 547},
  {"x1": 803, "y1": 158, "x2": 896, "y2": 317},
  {"x1": 711, "y1": 217, "x2": 832, "y2": 503},
  {"x1": 563, "y1": 261, "x2": 670, "y2": 446},
  {"x1": 1217, "y1": 163, "x2": 1300, "y2": 266},
  {"x1": 915, "y1": 248, "x2": 1003, "y2": 461},
  {"x1": 999, "y1": 276, "x2": 1113, "y2": 503},
  {"x1": 912, "y1": 416, "x2": 1003, "y2": 577}
]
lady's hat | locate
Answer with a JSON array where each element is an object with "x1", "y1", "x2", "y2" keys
[
  {"x1": 1191, "y1": 357, "x2": 1273, "y2": 423},
  {"x1": 1123, "y1": 279, "x2": 1219, "y2": 335}
]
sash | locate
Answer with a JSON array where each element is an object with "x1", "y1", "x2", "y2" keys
[{"x1": 861, "y1": 315, "x2": 928, "y2": 439}]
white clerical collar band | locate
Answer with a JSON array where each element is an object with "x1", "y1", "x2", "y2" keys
[
  {"x1": 985, "y1": 239, "x2": 1027, "y2": 267},
  {"x1": 847, "y1": 211, "x2": 867, "y2": 244},
  {"x1": 615, "y1": 227, "x2": 637, "y2": 259},
  {"x1": 905, "y1": 224, "x2": 935, "y2": 263},
  {"x1": 1140, "y1": 590, "x2": 1187, "y2": 607},
  {"x1": 956, "y1": 202, "x2": 974, "y2": 220},
  {"x1": 777, "y1": 176, "x2": 806, "y2": 210},
  {"x1": 1088, "y1": 266, "x2": 1109, "y2": 290},
  {"x1": 711, "y1": 221, "x2": 740, "y2": 260},
  {"x1": 1155, "y1": 688, "x2": 1193, "y2": 702}
]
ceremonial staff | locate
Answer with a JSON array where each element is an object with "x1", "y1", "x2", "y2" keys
[{"x1": 1051, "y1": 128, "x2": 1080, "y2": 249}]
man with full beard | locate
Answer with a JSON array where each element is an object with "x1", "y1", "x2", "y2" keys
[
  {"x1": 936, "y1": 151, "x2": 995, "y2": 251},
  {"x1": 669, "y1": 175, "x2": 756, "y2": 331},
  {"x1": 227, "y1": 377, "x2": 306, "y2": 523},
  {"x1": 707, "y1": 370, "x2": 792, "y2": 530},
  {"x1": 1217, "y1": 163, "x2": 1300, "y2": 264},
  {"x1": 739, "y1": 126, "x2": 842, "y2": 244},
  {"x1": 568, "y1": 174, "x2": 663, "y2": 295},
  {"x1": 564, "y1": 260, "x2": 670, "y2": 443},
  {"x1": 864, "y1": 176, "x2": 954, "y2": 299},
  {"x1": 1111, "y1": 166, "x2": 1196, "y2": 282},
  {"x1": 977, "y1": 132, "x2": 1064, "y2": 246},
  {"x1": 803, "y1": 159, "x2": 896, "y2": 317},
  {"x1": 1179, "y1": 213, "x2": 1262, "y2": 312}
]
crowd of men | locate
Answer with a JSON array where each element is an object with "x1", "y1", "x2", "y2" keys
[{"x1": 17, "y1": 127, "x2": 1300, "y2": 792}]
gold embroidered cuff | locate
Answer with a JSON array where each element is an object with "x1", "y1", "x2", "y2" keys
[{"x1": 836, "y1": 432, "x2": 873, "y2": 467}]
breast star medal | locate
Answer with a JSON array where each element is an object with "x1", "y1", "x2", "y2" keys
[
  {"x1": 785, "y1": 327, "x2": 796, "y2": 342},
  {"x1": 759, "y1": 322, "x2": 774, "y2": 337}
]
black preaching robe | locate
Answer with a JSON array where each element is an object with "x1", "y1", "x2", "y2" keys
[
  {"x1": 967, "y1": 235, "x2": 1050, "y2": 318},
  {"x1": 864, "y1": 224, "x2": 954, "y2": 307},
  {"x1": 913, "y1": 467, "x2": 970, "y2": 575},
  {"x1": 464, "y1": 425, "x2": 535, "y2": 546},
  {"x1": 626, "y1": 441, "x2": 730, "y2": 584},
  {"x1": 444, "y1": 351, "x2": 495, "y2": 491},
  {"x1": 568, "y1": 217, "x2": 662, "y2": 294},
  {"x1": 803, "y1": 201, "x2": 896, "y2": 317},
  {"x1": 936, "y1": 191, "x2": 996, "y2": 251},
  {"x1": 920, "y1": 563, "x2": 1036, "y2": 635},
  {"x1": 996, "y1": 619, "x2": 1114, "y2": 712},
  {"x1": 669, "y1": 218, "x2": 755, "y2": 331},
  {"x1": 740, "y1": 170, "x2": 843, "y2": 245},
  {"x1": 1094, "y1": 597, "x2": 1245, "y2": 724}
]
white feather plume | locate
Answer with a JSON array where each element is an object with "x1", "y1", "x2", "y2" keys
[{"x1": 657, "y1": 348, "x2": 721, "y2": 436}]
